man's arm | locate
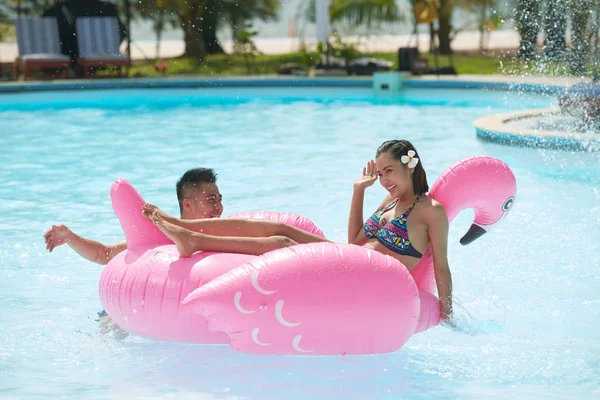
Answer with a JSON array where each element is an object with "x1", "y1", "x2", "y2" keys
[{"x1": 44, "y1": 224, "x2": 127, "y2": 265}]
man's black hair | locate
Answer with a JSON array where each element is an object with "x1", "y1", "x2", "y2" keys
[{"x1": 176, "y1": 168, "x2": 218, "y2": 213}]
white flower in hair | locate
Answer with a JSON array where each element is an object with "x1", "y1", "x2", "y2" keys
[{"x1": 401, "y1": 150, "x2": 419, "y2": 169}]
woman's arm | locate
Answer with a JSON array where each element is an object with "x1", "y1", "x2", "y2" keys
[
  {"x1": 348, "y1": 186, "x2": 369, "y2": 244},
  {"x1": 348, "y1": 193, "x2": 394, "y2": 244},
  {"x1": 427, "y1": 203, "x2": 453, "y2": 322},
  {"x1": 348, "y1": 161, "x2": 379, "y2": 244},
  {"x1": 44, "y1": 224, "x2": 127, "y2": 265}
]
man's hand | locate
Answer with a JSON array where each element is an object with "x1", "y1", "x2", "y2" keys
[{"x1": 44, "y1": 224, "x2": 73, "y2": 252}]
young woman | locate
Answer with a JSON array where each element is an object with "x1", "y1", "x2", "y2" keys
[{"x1": 143, "y1": 140, "x2": 453, "y2": 321}]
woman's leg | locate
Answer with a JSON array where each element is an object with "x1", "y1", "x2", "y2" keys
[
  {"x1": 151, "y1": 213, "x2": 299, "y2": 257},
  {"x1": 142, "y1": 204, "x2": 330, "y2": 245}
]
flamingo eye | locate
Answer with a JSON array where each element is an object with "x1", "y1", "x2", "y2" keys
[{"x1": 502, "y1": 197, "x2": 514, "y2": 212}]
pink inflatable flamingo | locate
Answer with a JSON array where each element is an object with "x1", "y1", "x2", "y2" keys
[
  {"x1": 181, "y1": 156, "x2": 517, "y2": 355},
  {"x1": 99, "y1": 156, "x2": 516, "y2": 355}
]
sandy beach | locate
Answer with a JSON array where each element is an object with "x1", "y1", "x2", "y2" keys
[{"x1": 0, "y1": 29, "x2": 521, "y2": 63}]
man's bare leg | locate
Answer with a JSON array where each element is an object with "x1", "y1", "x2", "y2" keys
[
  {"x1": 150, "y1": 213, "x2": 299, "y2": 257},
  {"x1": 142, "y1": 204, "x2": 331, "y2": 245}
]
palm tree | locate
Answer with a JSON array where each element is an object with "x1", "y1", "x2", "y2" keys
[
  {"x1": 303, "y1": 0, "x2": 401, "y2": 33},
  {"x1": 218, "y1": 0, "x2": 280, "y2": 54},
  {"x1": 327, "y1": 0, "x2": 401, "y2": 28}
]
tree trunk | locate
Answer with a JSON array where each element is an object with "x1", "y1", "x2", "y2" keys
[
  {"x1": 516, "y1": 0, "x2": 541, "y2": 60},
  {"x1": 479, "y1": 6, "x2": 487, "y2": 52},
  {"x1": 429, "y1": 22, "x2": 436, "y2": 53},
  {"x1": 544, "y1": 0, "x2": 567, "y2": 60},
  {"x1": 437, "y1": 0, "x2": 452, "y2": 55},
  {"x1": 231, "y1": 14, "x2": 241, "y2": 54},
  {"x1": 183, "y1": 0, "x2": 207, "y2": 60},
  {"x1": 202, "y1": 0, "x2": 225, "y2": 54},
  {"x1": 570, "y1": 2, "x2": 592, "y2": 75},
  {"x1": 155, "y1": 8, "x2": 164, "y2": 61}
]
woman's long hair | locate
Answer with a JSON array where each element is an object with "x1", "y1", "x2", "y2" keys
[{"x1": 376, "y1": 140, "x2": 429, "y2": 194}]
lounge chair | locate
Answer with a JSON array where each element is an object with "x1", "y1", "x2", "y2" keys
[
  {"x1": 75, "y1": 17, "x2": 130, "y2": 78},
  {"x1": 13, "y1": 17, "x2": 71, "y2": 80}
]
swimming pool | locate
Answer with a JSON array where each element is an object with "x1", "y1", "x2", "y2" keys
[{"x1": 1, "y1": 84, "x2": 599, "y2": 399}]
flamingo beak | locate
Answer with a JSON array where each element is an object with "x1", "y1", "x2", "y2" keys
[{"x1": 460, "y1": 223, "x2": 487, "y2": 245}]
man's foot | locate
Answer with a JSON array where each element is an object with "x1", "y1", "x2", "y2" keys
[
  {"x1": 142, "y1": 203, "x2": 166, "y2": 220},
  {"x1": 151, "y1": 212, "x2": 197, "y2": 257},
  {"x1": 142, "y1": 203, "x2": 183, "y2": 226}
]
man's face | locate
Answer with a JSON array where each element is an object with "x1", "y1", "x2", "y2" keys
[{"x1": 181, "y1": 183, "x2": 223, "y2": 219}]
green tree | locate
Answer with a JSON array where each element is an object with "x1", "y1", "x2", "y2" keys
[
  {"x1": 306, "y1": 0, "x2": 503, "y2": 56},
  {"x1": 0, "y1": 4, "x2": 13, "y2": 43},
  {"x1": 221, "y1": 0, "x2": 280, "y2": 53},
  {"x1": 5, "y1": 0, "x2": 59, "y2": 16},
  {"x1": 475, "y1": 1, "x2": 505, "y2": 51},
  {"x1": 1, "y1": 0, "x2": 58, "y2": 41},
  {"x1": 515, "y1": 0, "x2": 541, "y2": 60},
  {"x1": 544, "y1": 0, "x2": 568, "y2": 60},
  {"x1": 134, "y1": 0, "x2": 280, "y2": 60},
  {"x1": 131, "y1": 0, "x2": 207, "y2": 60},
  {"x1": 0, "y1": 3, "x2": 10, "y2": 23},
  {"x1": 450, "y1": 0, "x2": 506, "y2": 52},
  {"x1": 410, "y1": 0, "x2": 503, "y2": 55},
  {"x1": 305, "y1": 0, "x2": 401, "y2": 32},
  {"x1": 188, "y1": 0, "x2": 280, "y2": 55},
  {"x1": 435, "y1": 0, "x2": 453, "y2": 55},
  {"x1": 233, "y1": 22, "x2": 261, "y2": 73},
  {"x1": 328, "y1": 0, "x2": 401, "y2": 28},
  {"x1": 513, "y1": 0, "x2": 595, "y2": 71},
  {"x1": 570, "y1": 0, "x2": 594, "y2": 75},
  {"x1": 303, "y1": 0, "x2": 402, "y2": 62}
]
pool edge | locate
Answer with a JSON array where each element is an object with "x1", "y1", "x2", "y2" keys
[{"x1": 0, "y1": 75, "x2": 567, "y2": 94}]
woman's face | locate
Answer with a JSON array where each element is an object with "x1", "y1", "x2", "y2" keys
[{"x1": 375, "y1": 151, "x2": 414, "y2": 198}]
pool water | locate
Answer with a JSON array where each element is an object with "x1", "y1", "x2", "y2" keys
[{"x1": 1, "y1": 86, "x2": 599, "y2": 399}]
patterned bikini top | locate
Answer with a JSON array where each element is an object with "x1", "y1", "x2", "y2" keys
[{"x1": 363, "y1": 194, "x2": 423, "y2": 259}]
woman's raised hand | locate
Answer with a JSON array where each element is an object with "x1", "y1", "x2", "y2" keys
[{"x1": 354, "y1": 160, "x2": 378, "y2": 190}]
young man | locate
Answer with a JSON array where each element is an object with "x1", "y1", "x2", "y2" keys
[
  {"x1": 44, "y1": 168, "x2": 223, "y2": 264},
  {"x1": 43, "y1": 168, "x2": 223, "y2": 331}
]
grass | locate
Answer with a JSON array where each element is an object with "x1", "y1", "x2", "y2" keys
[
  {"x1": 25, "y1": 49, "x2": 597, "y2": 79},
  {"x1": 128, "y1": 52, "x2": 321, "y2": 77},
  {"x1": 126, "y1": 51, "x2": 509, "y2": 78},
  {"x1": 364, "y1": 52, "x2": 506, "y2": 75}
]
